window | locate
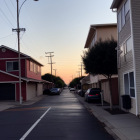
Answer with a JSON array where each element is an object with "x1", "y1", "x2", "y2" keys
[
  {"x1": 7, "y1": 61, "x2": 18, "y2": 71},
  {"x1": 125, "y1": 0, "x2": 130, "y2": 21},
  {"x1": 37, "y1": 66, "x2": 40, "y2": 73},
  {"x1": 121, "y1": 37, "x2": 132, "y2": 56},
  {"x1": 124, "y1": 72, "x2": 135, "y2": 97},
  {"x1": 34, "y1": 63, "x2": 36, "y2": 73},
  {"x1": 118, "y1": 0, "x2": 130, "y2": 32},
  {"x1": 118, "y1": 11, "x2": 121, "y2": 32},
  {"x1": 30, "y1": 61, "x2": 33, "y2": 71},
  {"x1": 126, "y1": 37, "x2": 132, "y2": 52},
  {"x1": 121, "y1": 5, "x2": 125, "y2": 27}
]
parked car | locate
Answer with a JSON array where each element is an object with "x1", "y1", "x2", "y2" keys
[
  {"x1": 85, "y1": 88, "x2": 101, "y2": 103},
  {"x1": 43, "y1": 89, "x2": 51, "y2": 95},
  {"x1": 80, "y1": 90, "x2": 86, "y2": 97},
  {"x1": 70, "y1": 88, "x2": 76, "y2": 91},
  {"x1": 50, "y1": 88, "x2": 60, "y2": 95}
]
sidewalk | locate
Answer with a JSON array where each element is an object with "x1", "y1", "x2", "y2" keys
[
  {"x1": 0, "y1": 95, "x2": 47, "y2": 111},
  {"x1": 75, "y1": 93, "x2": 140, "y2": 140}
]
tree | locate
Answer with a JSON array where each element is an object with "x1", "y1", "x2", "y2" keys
[
  {"x1": 42, "y1": 73, "x2": 65, "y2": 87},
  {"x1": 56, "y1": 80, "x2": 64, "y2": 88},
  {"x1": 82, "y1": 37, "x2": 117, "y2": 110},
  {"x1": 69, "y1": 76, "x2": 85, "y2": 89}
]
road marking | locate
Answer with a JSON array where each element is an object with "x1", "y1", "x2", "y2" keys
[
  {"x1": 19, "y1": 107, "x2": 51, "y2": 140},
  {"x1": 5, "y1": 106, "x2": 49, "y2": 111}
]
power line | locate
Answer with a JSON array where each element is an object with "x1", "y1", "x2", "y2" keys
[
  {"x1": 21, "y1": 39, "x2": 38, "y2": 58},
  {"x1": 0, "y1": 13, "x2": 13, "y2": 28},
  {"x1": 3, "y1": 0, "x2": 16, "y2": 21},
  {"x1": 0, "y1": 7, "x2": 15, "y2": 27},
  {"x1": 0, "y1": 33, "x2": 16, "y2": 40}
]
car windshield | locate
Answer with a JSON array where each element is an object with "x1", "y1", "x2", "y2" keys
[
  {"x1": 51, "y1": 88, "x2": 58, "y2": 91},
  {"x1": 89, "y1": 90, "x2": 100, "y2": 95}
]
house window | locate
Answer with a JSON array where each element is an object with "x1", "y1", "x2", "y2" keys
[
  {"x1": 125, "y1": 0, "x2": 130, "y2": 22},
  {"x1": 118, "y1": 11, "x2": 121, "y2": 32},
  {"x1": 7, "y1": 61, "x2": 18, "y2": 71},
  {"x1": 123, "y1": 37, "x2": 132, "y2": 55},
  {"x1": 34, "y1": 63, "x2": 36, "y2": 73},
  {"x1": 124, "y1": 72, "x2": 135, "y2": 97},
  {"x1": 37, "y1": 66, "x2": 40, "y2": 73},
  {"x1": 30, "y1": 61, "x2": 33, "y2": 71},
  {"x1": 118, "y1": 0, "x2": 130, "y2": 32},
  {"x1": 121, "y1": 5, "x2": 125, "y2": 28}
]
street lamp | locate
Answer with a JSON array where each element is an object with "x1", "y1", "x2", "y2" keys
[{"x1": 12, "y1": 0, "x2": 39, "y2": 104}]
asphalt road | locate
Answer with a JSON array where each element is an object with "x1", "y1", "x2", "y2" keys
[{"x1": 0, "y1": 88, "x2": 114, "y2": 140}]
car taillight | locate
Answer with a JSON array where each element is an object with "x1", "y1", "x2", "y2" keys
[
  {"x1": 96, "y1": 94, "x2": 99, "y2": 95},
  {"x1": 88, "y1": 95, "x2": 94, "y2": 96}
]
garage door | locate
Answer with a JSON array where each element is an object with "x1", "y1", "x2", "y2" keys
[
  {"x1": 27, "y1": 83, "x2": 36, "y2": 100},
  {"x1": 0, "y1": 83, "x2": 15, "y2": 100},
  {"x1": 37, "y1": 83, "x2": 43, "y2": 96}
]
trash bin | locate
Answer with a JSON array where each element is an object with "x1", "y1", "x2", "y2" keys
[{"x1": 121, "y1": 95, "x2": 131, "y2": 109}]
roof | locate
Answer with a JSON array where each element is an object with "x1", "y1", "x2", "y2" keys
[
  {"x1": 0, "y1": 70, "x2": 52, "y2": 83},
  {"x1": 110, "y1": 0, "x2": 122, "y2": 9},
  {"x1": 0, "y1": 45, "x2": 43, "y2": 66},
  {"x1": 84, "y1": 23, "x2": 117, "y2": 48}
]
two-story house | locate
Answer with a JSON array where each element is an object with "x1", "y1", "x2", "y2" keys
[
  {"x1": 80, "y1": 23, "x2": 119, "y2": 105},
  {"x1": 0, "y1": 45, "x2": 52, "y2": 101},
  {"x1": 110, "y1": 0, "x2": 140, "y2": 117}
]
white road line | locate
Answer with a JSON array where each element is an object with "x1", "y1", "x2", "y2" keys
[{"x1": 20, "y1": 107, "x2": 51, "y2": 140}]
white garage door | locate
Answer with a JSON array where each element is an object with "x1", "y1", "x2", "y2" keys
[
  {"x1": 27, "y1": 83, "x2": 36, "y2": 100},
  {"x1": 37, "y1": 83, "x2": 43, "y2": 96}
]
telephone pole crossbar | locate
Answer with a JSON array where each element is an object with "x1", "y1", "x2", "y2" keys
[{"x1": 45, "y1": 52, "x2": 55, "y2": 88}]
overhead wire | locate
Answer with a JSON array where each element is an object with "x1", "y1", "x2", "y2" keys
[
  {"x1": 0, "y1": 33, "x2": 16, "y2": 40},
  {"x1": 3, "y1": 0, "x2": 16, "y2": 21},
  {"x1": 0, "y1": 7, "x2": 15, "y2": 28}
]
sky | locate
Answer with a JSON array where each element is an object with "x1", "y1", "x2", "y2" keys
[{"x1": 0, "y1": 0, "x2": 116, "y2": 84}]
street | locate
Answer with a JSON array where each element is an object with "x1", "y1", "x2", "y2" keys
[{"x1": 0, "y1": 88, "x2": 114, "y2": 140}]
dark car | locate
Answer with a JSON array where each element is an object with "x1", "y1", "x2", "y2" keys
[
  {"x1": 85, "y1": 88, "x2": 101, "y2": 103},
  {"x1": 43, "y1": 89, "x2": 51, "y2": 95},
  {"x1": 50, "y1": 88, "x2": 60, "y2": 95},
  {"x1": 80, "y1": 90, "x2": 86, "y2": 97}
]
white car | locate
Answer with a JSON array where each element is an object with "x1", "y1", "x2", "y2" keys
[{"x1": 70, "y1": 88, "x2": 76, "y2": 91}]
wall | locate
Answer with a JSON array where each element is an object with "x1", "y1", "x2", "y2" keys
[
  {"x1": 97, "y1": 26, "x2": 117, "y2": 41},
  {"x1": 26, "y1": 60, "x2": 41, "y2": 80},
  {"x1": 131, "y1": 0, "x2": 140, "y2": 116},
  {"x1": 101, "y1": 78, "x2": 119, "y2": 105},
  {"x1": 16, "y1": 81, "x2": 26, "y2": 101}
]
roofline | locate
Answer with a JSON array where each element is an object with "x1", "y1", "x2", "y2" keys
[
  {"x1": 91, "y1": 23, "x2": 117, "y2": 28},
  {"x1": 110, "y1": 0, "x2": 121, "y2": 9},
  {"x1": 0, "y1": 70, "x2": 46, "y2": 83},
  {"x1": 84, "y1": 23, "x2": 117, "y2": 48},
  {"x1": 0, "y1": 45, "x2": 43, "y2": 66}
]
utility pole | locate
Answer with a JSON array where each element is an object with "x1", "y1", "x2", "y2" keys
[
  {"x1": 76, "y1": 71, "x2": 81, "y2": 78},
  {"x1": 45, "y1": 52, "x2": 55, "y2": 88},
  {"x1": 78, "y1": 62, "x2": 84, "y2": 77},
  {"x1": 53, "y1": 69, "x2": 57, "y2": 76}
]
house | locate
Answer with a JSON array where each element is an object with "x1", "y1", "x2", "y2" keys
[
  {"x1": 0, "y1": 45, "x2": 52, "y2": 101},
  {"x1": 80, "y1": 23, "x2": 119, "y2": 105},
  {"x1": 110, "y1": 0, "x2": 140, "y2": 117}
]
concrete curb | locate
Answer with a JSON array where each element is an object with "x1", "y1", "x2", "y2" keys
[{"x1": 74, "y1": 93, "x2": 127, "y2": 140}]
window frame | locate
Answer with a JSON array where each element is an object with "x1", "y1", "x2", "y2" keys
[
  {"x1": 124, "y1": 71, "x2": 135, "y2": 98},
  {"x1": 30, "y1": 61, "x2": 34, "y2": 72},
  {"x1": 6, "y1": 61, "x2": 19, "y2": 72},
  {"x1": 118, "y1": 0, "x2": 130, "y2": 32}
]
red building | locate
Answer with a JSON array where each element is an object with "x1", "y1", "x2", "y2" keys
[{"x1": 0, "y1": 45, "x2": 52, "y2": 101}]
